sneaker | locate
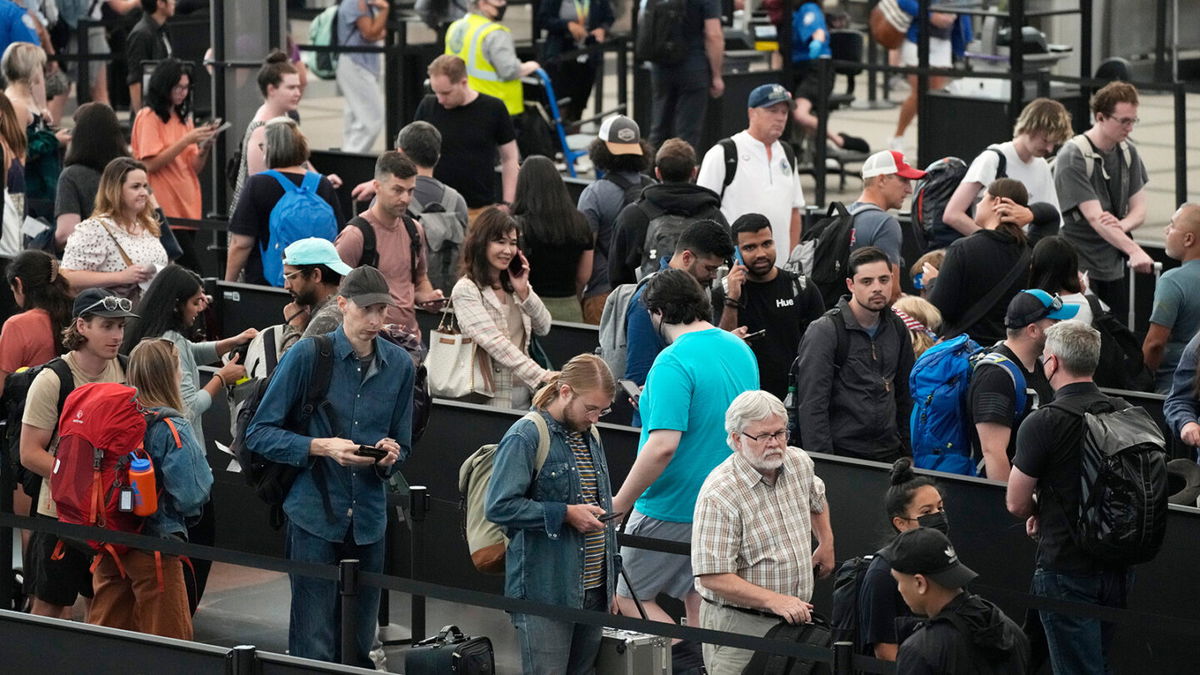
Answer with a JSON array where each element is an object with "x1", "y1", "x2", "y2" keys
[
  {"x1": 838, "y1": 132, "x2": 871, "y2": 154},
  {"x1": 369, "y1": 644, "x2": 387, "y2": 671},
  {"x1": 888, "y1": 136, "x2": 906, "y2": 153}
]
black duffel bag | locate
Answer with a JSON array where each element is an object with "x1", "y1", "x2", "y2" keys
[
  {"x1": 405, "y1": 624, "x2": 495, "y2": 674},
  {"x1": 742, "y1": 611, "x2": 833, "y2": 675}
]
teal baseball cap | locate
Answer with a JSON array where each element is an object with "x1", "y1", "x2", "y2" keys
[{"x1": 282, "y1": 238, "x2": 352, "y2": 276}]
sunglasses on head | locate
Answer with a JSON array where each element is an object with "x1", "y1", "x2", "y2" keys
[{"x1": 81, "y1": 296, "x2": 133, "y2": 315}]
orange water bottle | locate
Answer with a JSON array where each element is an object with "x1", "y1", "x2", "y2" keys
[{"x1": 128, "y1": 455, "x2": 158, "y2": 517}]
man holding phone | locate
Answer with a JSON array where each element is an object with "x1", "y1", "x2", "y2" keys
[
  {"x1": 335, "y1": 152, "x2": 445, "y2": 340},
  {"x1": 711, "y1": 213, "x2": 826, "y2": 399}
]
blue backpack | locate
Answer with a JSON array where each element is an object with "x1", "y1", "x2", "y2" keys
[
  {"x1": 909, "y1": 334, "x2": 1026, "y2": 476},
  {"x1": 261, "y1": 170, "x2": 338, "y2": 287}
]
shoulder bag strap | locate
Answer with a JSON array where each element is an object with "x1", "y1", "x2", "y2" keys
[
  {"x1": 945, "y1": 247, "x2": 1032, "y2": 339},
  {"x1": 98, "y1": 218, "x2": 135, "y2": 268}
]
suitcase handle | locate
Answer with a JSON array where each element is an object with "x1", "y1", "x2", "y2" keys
[{"x1": 415, "y1": 624, "x2": 466, "y2": 647}]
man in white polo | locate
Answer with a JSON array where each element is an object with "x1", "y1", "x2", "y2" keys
[{"x1": 697, "y1": 83, "x2": 806, "y2": 259}]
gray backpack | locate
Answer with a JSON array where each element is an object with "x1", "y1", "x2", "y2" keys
[
  {"x1": 639, "y1": 205, "x2": 693, "y2": 279},
  {"x1": 412, "y1": 182, "x2": 467, "y2": 295},
  {"x1": 596, "y1": 275, "x2": 653, "y2": 379}
]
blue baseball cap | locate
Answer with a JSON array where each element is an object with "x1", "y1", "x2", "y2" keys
[
  {"x1": 1005, "y1": 288, "x2": 1079, "y2": 328},
  {"x1": 282, "y1": 238, "x2": 352, "y2": 276},
  {"x1": 747, "y1": 83, "x2": 795, "y2": 109}
]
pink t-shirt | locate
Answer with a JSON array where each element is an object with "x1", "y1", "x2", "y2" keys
[
  {"x1": 132, "y1": 107, "x2": 202, "y2": 221},
  {"x1": 0, "y1": 309, "x2": 57, "y2": 373},
  {"x1": 334, "y1": 209, "x2": 428, "y2": 335}
]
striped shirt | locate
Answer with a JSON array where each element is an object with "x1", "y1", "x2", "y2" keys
[
  {"x1": 692, "y1": 446, "x2": 827, "y2": 607},
  {"x1": 566, "y1": 429, "x2": 605, "y2": 589}
]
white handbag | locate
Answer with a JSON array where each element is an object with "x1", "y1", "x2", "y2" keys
[{"x1": 427, "y1": 305, "x2": 493, "y2": 399}]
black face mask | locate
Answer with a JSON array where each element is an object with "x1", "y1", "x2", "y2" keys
[
  {"x1": 490, "y1": 3, "x2": 507, "y2": 21},
  {"x1": 916, "y1": 511, "x2": 949, "y2": 535}
]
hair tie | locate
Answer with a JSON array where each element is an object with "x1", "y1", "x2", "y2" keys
[{"x1": 48, "y1": 259, "x2": 59, "y2": 283}]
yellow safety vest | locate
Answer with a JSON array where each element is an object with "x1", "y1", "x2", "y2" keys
[{"x1": 445, "y1": 13, "x2": 523, "y2": 116}]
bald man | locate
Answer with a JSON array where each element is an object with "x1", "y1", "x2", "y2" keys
[{"x1": 1144, "y1": 203, "x2": 1200, "y2": 392}]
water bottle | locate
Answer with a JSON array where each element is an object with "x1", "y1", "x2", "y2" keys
[{"x1": 128, "y1": 455, "x2": 158, "y2": 517}]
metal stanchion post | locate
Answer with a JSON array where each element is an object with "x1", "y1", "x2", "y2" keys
[
  {"x1": 832, "y1": 641, "x2": 853, "y2": 675},
  {"x1": 224, "y1": 645, "x2": 257, "y2": 675},
  {"x1": 339, "y1": 559, "x2": 361, "y2": 665},
  {"x1": 1174, "y1": 82, "x2": 1187, "y2": 207},
  {"x1": 0, "y1": 427, "x2": 13, "y2": 610},
  {"x1": 814, "y1": 57, "x2": 831, "y2": 207},
  {"x1": 617, "y1": 39, "x2": 628, "y2": 112},
  {"x1": 78, "y1": 21, "x2": 92, "y2": 105},
  {"x1": 409, "y1": 485, "x2": 430, "y2": 643},
  {"x1": 1008, "y1": 0, "x2": 1025, "y2": 128}
]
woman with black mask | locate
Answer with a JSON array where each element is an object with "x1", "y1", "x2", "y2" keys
[{"x1": 856, "y1": 458, "x2": 950, "y2": 662}]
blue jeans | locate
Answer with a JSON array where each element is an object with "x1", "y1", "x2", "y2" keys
[
  {"x1": 1031, "y1": 567, "x2": 1133, "y2": 675},
  {"x1": 285, "y1": 521, "x2": 385, "y2": 667},
  {"x1": 649, "y1": 65, "x2": 709, "y2": 150},
  {"x1": 512, "y1": 586, "x2": 607, "y2": 675}
]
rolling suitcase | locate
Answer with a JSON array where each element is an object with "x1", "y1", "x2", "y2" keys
[
  {"x1": 404, "y1": 624, "x2": 495, "y2": 674},
  {"x1": 596, "y1": 628, "x2": 672, "y2": 674}
]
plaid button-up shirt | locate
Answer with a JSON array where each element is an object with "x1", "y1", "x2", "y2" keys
[{"x1": 691, "y1": 446, "x2": 827, "y2": 607}]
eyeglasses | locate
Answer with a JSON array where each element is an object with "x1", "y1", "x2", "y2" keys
[
  {"x1": 80, "y1": 296, "x2": 133, "y2": 315},
  {"x1": 741, "y1": 429, "x2": 788, "y2": 443},
  {"x1": 568, "y1": 386, "x2": 611, "y2": 418},
  {"x1": 1107, "y1": 115, "x2": 1139, "y2": 127},
  {"x1": 1046, "y1": 294, "x2": 1064, "y2": 311},
  {"x1": 282, "y1": 269, "x2": 307, "y2": 281}
]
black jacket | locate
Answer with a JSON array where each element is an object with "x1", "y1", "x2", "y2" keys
[
  {"x1": 928, "y1": 228, "x2": 1028, "y2": 346},
  {"x1": 794, "y1": 299, "x2": 914, "y2": 460},
  {"x1": 607, "y1": 182, "x2": 727, "y2": 286},
  {"x1": 896, "y1": 592, "x2": 1030, "y2": 675}
]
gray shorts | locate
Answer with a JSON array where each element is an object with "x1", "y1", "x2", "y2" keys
[
  {"x1": 616, "y1": 510, "x2": 695, "y2": 600},
  {"x1": 70, "y1": 26, "x2": 109, "y2": 85}
]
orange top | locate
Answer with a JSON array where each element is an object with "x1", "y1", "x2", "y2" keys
[{"x1": 131, "y1": 107, "x2": 201, "y2": 222}]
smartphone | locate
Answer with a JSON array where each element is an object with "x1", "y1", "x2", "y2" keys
[
  {"x1": 212, "y1": 121, "x2": 232, "y2": 135},
  {"x1": 598, "y1": 511, "x2": 624, "y2": 523},
  {"x1": 417, "y1": 297, "x2": 450, "y2": 310},
  {"x1": 508, "y1": 249, "x2": 525, "y2": 276},
  {"x1": 744, "y1": 329, "x2": 766, "y2": 341},
  {"x1": 733, "y1": 246, "x2": 744, "y2": 266},
  {"x1": 618, "y1": 379, "x2": 642, "y2": 403},
  {"x1": 355, "y1": 444, "x2": 387, "y2": 460}
]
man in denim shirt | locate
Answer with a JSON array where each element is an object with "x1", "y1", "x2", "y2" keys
[
  {"x1": 246, "y1": 265, "x2": 414, "y2": 667},
  {"x1": 485, "y1": 354, "x2": 616, "y2": 674}
]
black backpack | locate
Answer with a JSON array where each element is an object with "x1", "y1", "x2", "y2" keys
[
  {"x1": 829, "y1": 553, "x2": 877, "y2": 651},
  {"x1": 1045, "y1": 397, "x2": 1168, "y2": 567},
  {"x1": 635, "y1": 0, "x2": 688, "y2": 65},
  {"x1": 638, "y1": 204, "x2": 694, "y2": 279},
  {"x1": 1085, "y1": 295, "x2": 1155, "y2": 392},
  {"x1": 348, "y1": 214, "x2": 423, "y2": 281},
  {"x1": 741, "y1": 611, "x2": 833, "y2": 675},
  {"x1": 231, "y1": 335, "x2": 337, "y2": 529},
  {"x1": 786, "y1": 202, "x2": 877, "y2": 310},
  {"x1": 911, "y1": 149, "x2": 1006, "y2": 249}
]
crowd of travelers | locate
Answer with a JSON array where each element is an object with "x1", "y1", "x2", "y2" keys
[{"x1": 0, "y1": 1, "x2": 1187, "y2": 674}]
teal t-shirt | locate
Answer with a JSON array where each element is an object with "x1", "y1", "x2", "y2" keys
[
  {"x1": 634, "y1": 328, "x2": 759, "y2": 522},
  {"x1": 1150, "y1": 258, "x2": 1200, "y2": 389}
]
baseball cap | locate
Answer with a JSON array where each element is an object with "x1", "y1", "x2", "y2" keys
[
  {"x1": 283, "y1": 237, "x2": 353, "y2": 276},
  {"x1": 747, "y1": 83, "x2": 795, "y2": 109},
  {"x1": 861, "y1": 150, "x2": 927, "y2": 180},
  {"x1": 338, "y1": 265, "x2": 396, "y2": 307},
  {"x1": 598, "y1": 115, "x2": 643, "y2": 156},
  {"x1": 1004, "y1": 288, "x2": 1080, "y2": 328},
  {"x1": 73, "y1": 288, "x2": 139, "y2": 319},
  {"x1": 882, "y1": 527, "x2": 978, "y2": 589}
]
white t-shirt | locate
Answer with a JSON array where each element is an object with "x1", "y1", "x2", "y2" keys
[
  {"x1": 963, "y1": 141, "x2": 1061, "y2": 227},
  {"x1": 697, "y1": 131, "x2": 806, "y2": 266}
]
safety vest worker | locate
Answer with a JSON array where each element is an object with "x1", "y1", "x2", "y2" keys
[{"x1": 445, "y1": 0, "x2": 539, "y2": 117}]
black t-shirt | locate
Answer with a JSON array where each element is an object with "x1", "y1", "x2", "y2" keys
[
  {"x1": 414, "y1": 93, "x2": 516, "y2": 208},
  {"x1": 711, "y1": 270, "x2": 825, "y2": 398},
  {"x1": 1012, "y1": 382, "x2": 1115, "y2": 574},
  {"x1": 967, "y1": 343, "x2": 1054, "y2": 468},
  {"x1": 858, "y1": 553, "x2": 912, "y2": 655},
  {"x1": 228, "y1": 171, "x2": 345, "y2": 285},
  {"x1": 523, "y1": 222, "x2": 594, "y2": 299}
]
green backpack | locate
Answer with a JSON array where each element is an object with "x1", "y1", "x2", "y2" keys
[{"x1": 304, "y1": 5, "x2": 340, "y2": 80}]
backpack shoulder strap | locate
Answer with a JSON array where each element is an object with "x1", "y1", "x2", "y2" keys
[
  {"x1": 348, "y1": 216, "x2": 378, "y2": 267},
  {"x1": 604, "y1": 172, "x2": 633, "y2": 191},
  {"x1": 522, "y1": 411, "x2": 553, "y2": 475},
  {"x1": 403, "y1": 214, "x2": 422, "y2": 283},
  {"x1": 781, "y1": 141, "x2": 796, "y2": 174},
  {"x1": 975, "y1": 353, "x2": 1028, "y2": 416},
  {"x1": 987, "y1": 146, "x2": 1008, "y2": 179},
  {"x1": 301, "y1": 335, "x2": 337, "y2": 429},
  {"x1": 300, "y1": 170, "x2": 322, "y2": 193},
  {"x1": 1069, "y1": 135, "x2": 1099, "y2": 180},
  {"x1": 847, "y1": 202, "x2": 883, "y2": 217},
  {"x1": 719, "y1": 138, "x2": 738, "y2": 198},
  {"x1": 831, "y1": 308, "x2": 850, "y2": 370},
  {"x1": 264, "y1": 170, "x2": 296, "y2": 193},
  {"x1": 264, "y1": 327, "x2": 279, "y2": 374},
  {"x1": 47, "y1": 357, "x2": 74, "y2": 412}
]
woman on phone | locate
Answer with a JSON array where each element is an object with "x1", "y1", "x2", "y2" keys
[{"x1": 451, "y1": 207, "x2": 556, "y2": 409}]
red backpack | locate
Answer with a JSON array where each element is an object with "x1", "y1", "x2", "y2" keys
[{"x1": 50, "y1": 382, "x2": 181, "y2": 568}]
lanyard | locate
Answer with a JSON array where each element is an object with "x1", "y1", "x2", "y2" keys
[{"x1": 572, "y1": 0, "x2": 589, "y2": 26}]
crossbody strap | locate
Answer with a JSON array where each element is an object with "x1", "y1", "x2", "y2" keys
[{"x1": 945, "y1": 247, "x2": 1031, "y2": 339}]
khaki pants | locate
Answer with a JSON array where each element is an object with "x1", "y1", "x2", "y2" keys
[
  {"x1": 581, "y1": 293, "x2": 608, "y2": 325},
  {"x1": 89, "y1": 549, "x2": 193, "y2": 640},
  {"x1": 700, "y1": 600, "x2": 779, "y2": 675}
]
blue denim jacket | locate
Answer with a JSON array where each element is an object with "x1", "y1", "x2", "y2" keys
[
  {"x1": 1164, "y1": 331, "x2": 1200, "y2": 443},
  {"x1": 143, "y1": 410, "x2": 213, "y2": 540},
  {"x1": 245, "y1": 328, "x2": 414, "y2": 545},
  {"x1": 485, "y1": 409, "x2": 617, "y2": 609}
]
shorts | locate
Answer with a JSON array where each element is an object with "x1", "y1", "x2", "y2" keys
[
  {"x1": 901, "y1": 37, "x2": 952, "y2": 68},
  {"x1": 24, "y1": 525, "x2": 95, "y2": 607},
  {"x1": 46, "y1": 69, "x2": 70, "y2": 99},
  {"x1": 791, "y1": 60, "x2": 835, "y2": 104},
  {"x1": 616, "y1": 510, "x2": 695, "y2": 600},
  {"x1": 69, "y1": 26, "x2": 110, "y2": 87}
]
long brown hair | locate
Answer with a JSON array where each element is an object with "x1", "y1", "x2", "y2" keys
[
  {"x1": 532, "y1": 353, "x2": 616, "y2": 410},
  {"x1": 92, "y1": 157, "x2": 160, "y2": 236},
  {"x1": 985, "y1": 178, "x2": 1029, "y2": 245},
  {"x1": 0, "y1": 91, "x2": 27, "y2": 160},
  {"x1": 128, "y1": 339, "x2": 186, "y2": 412},
  {"x1": 459, "y1": 207, "x2": 518, "y2": 293}
]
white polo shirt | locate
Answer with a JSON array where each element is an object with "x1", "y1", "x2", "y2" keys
[{"x1": 697, "y1": 131, "x2": 806, "y2": 265}]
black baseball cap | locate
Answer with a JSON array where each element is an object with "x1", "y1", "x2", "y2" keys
[
  {"x1": 73, "y1": 288, "x2": 139, "y2": 319},
  {"x1": 881, "y1": 527, "x2": 978, "y2": 589},
  {"x1": 339, "y1": 265, "x2": 395, "y2": 307},
  {"x1": 1005, "y1": 288, "x2": 1079, "y2": 329}
]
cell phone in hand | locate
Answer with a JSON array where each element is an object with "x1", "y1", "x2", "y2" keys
[
  {"x1": 211, "y1": 121, "x2": 232, "y2": 135},
  {"x1": 618, "y1": 379, "x2": 642, "y2": 403},
  {"x1": 598, "y1": 511, "x2": 624, "y2": 523},
  {"x1": 417, "y1": 297, "x2": 450, "y2": 310},
  {"x1": 508, "y1": 249, "x2": 525, "y2": 276},
  {"x1": 733, "y1": 246, "x2": 744, "y2": 266},
  {"x1": 355, "y1": 444, "x2": 387, "y2": 460},
  {"x1": 744, "y1": 329, "x2": 766, "y2": 341}
]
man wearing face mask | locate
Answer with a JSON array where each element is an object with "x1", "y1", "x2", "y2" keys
[
  {"x1": 967, "y1": 289, "x2": 1074, "y2": 482},
  {"x1": 444, "y1": 0, "x2": 541, "y2": 153},
  {"x1": 711, "y1": 213, "x2": 825, "y2": 399},
  {"x1": 693, "y1": 390, "x2": 834, "y2": 675}
]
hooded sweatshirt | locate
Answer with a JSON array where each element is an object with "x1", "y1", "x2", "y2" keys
[
  {"x1": 607, "y1": 182, "x2": 728, "y2": 287},
  {"x1": 895, "y1": 592, "x2": 1030, "y2": 675}
]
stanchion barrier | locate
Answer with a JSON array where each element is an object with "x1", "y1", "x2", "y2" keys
[{"x1": 339, "y1": 559, "x2": 361, "y2": 667}]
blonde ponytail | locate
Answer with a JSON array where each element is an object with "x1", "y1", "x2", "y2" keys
[{"x1": 532, "y1": 354, "x2": 615, "y2": 410}]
